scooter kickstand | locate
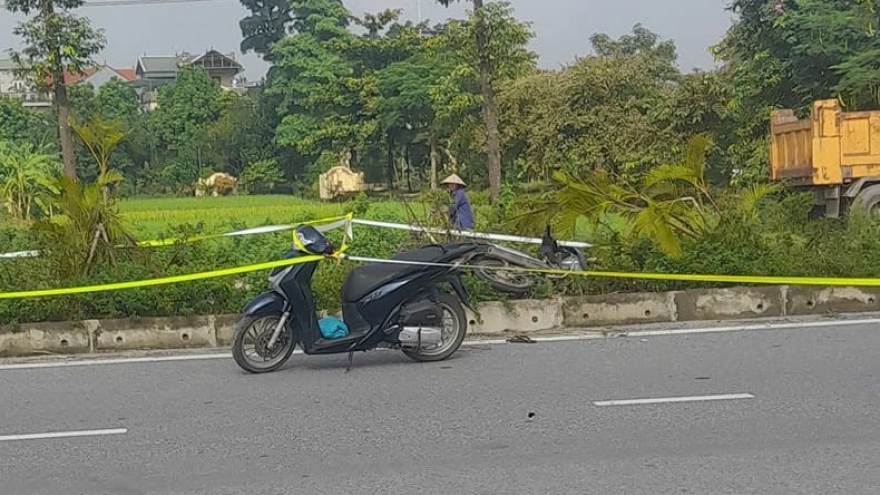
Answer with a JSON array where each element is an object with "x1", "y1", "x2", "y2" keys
[{"x1": 345, "y1": 351, "x2": 354, "y2": 373}]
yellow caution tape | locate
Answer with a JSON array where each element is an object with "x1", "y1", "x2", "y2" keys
[
  {"x1": 5, "y1": 209, "x2": 880, "y2": 300},
  {"x1": 2, "y1": 251, "x2": 876, "y2": 301},
  {"x1": 547, "y1": 269, "x2": 880, "y2": 287},
  {"x1": 343, "y1": 255, "x2": 880, "y2": 288},
  {"x1": 0, "y1": 214, "x2": 355, "y2": 300},
  {"x1": 0, "y1": 254, "x2": 325, "y2": 299}
]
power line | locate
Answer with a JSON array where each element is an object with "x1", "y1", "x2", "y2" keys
[{"x1": 1, "y1": 0, "x2": 228, "y2": 8}]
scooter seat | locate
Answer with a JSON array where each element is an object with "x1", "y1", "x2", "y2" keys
[{"x1": 342, "y1": 245, "x2": 450, "y2": 303}]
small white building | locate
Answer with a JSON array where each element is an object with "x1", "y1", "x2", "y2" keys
[{"x1": 0, "y1": 58, "x2": 50, "y2": 109}]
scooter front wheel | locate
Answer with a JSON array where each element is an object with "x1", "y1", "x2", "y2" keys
[{"x1": 232, "y1": 315, "x2": 296, "y2": 373}]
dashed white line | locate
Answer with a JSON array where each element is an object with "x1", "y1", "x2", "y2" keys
[
  {"x1": 593, "y1": 393, "x2": 755, "y2": 407},
  {"x1": 0, "y1": 428, "x2": 128, "y2": 442}
]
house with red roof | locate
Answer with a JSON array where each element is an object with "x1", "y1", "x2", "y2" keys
[
  {"x1": 44, "y1": 64, "x2": 136, "y2": 89},
  {"x1": 1, "y1": 59, "x2": 137, "y2": 110}
]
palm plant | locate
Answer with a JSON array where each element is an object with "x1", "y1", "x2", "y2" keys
[
  {"x1": 0, "y1": 140, "x2": 61, "y2": 222},
  {"x1": 32, "y1": 114, "x2": 135, "y2": 276},
  {"x1": 510, "y1": 135, "x2": 779, "y2": 258}
]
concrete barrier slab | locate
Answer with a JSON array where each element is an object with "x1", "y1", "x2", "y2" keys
[
  {"x1": 0, "y1": 323, "x2": 90, "y2": 357},
  {"x1": 674, "y1": 286, "x2": 783, "y2": 321},
  {"x1": 94, "y1": 316, "x2": 215, "y2": 351},
  {"x1": 562, "y1": 292, "x2": 674, "y2": 327},
  {"x1": 214, "y1": 315, "x2": 239, "y2": 347},
  {"x1": 468, "y1": 299, "x2": 563, "y2": 335},
  {"x1": 787, "y1": 286, "x2": 880, "y2": 315}
]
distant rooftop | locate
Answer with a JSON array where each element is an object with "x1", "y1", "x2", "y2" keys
[
  {"x1": 137, "y1": 56, "x2": 180, "y2": 74},
  {"x1": 137, "y1": 50, "x2": 242, "y2": 74}
]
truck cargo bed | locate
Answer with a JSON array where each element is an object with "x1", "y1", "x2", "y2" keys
[{"x1": 770, "y1": 99, "x2": 880, "y2": 187}]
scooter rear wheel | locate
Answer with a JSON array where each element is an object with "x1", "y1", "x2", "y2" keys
[
  {"x1": 471, "y1": 256, "x2": 536, "y2": 295},
  {"x1": 232, "y1": 315, "x2": 296, "y2": 373},
  {"x1": 403, "y1": 292, "x2": 467, "y2": 362}
]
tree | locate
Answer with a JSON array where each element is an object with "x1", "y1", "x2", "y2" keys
[
  {"x1": 6, "y1": 0, "x2": 106, "y2": 180},
  {"x1": 239, "y1": 158, "x2": 286, "y2": 193},
  {"x1": 266, "y1": 0, "x2": 367, "y2": 181},
  {"x1": 239, "y1": 0, "x2": 293, "y2": 61},
  {"x1": 670, "y1": 68, "x2": 735, "y2": 184},
  {"x1": 207, "y1": 92, "x2": 274, "y2": 176},
  {"x1": 95, "y1": 78, "x2": 140, "y2": 124},
  {"x1": 150, "y1": 67, "x2": 222, "y2": 185},
  {"x1": 67, "y1": 82, "x2": 98, "y2": 120},
  {"x1": 0, "y1": 97, "x2": 54, "y2": 146},
  {"x1": 498, "y1": 25, "x2": 679, "y2": 182},
  {"x1": 377, "y1": 43, "x2": 452, "y2": 189},
  {"x1": 437, "y1": 0, "x2": 533, "y2": 201},
  {"x1": 151, "y1": 67, "x2": 221, "y2": 149}
]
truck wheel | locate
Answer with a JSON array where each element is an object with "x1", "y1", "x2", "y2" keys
[{"x1": 853, "y1": 185, "x2": 880, "y2": 218}]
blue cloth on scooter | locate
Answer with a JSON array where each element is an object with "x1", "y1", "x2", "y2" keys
[{"x1": 318, "y1": 316, "x2": 349, "y2": 340}]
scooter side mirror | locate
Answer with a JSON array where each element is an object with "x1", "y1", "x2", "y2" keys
[
  {"x1": 295, "y1": 225, "x2": 336, "y2": 256},
  {"x1": 537, "y1": 224, "x2": 559, "y2": 260}
]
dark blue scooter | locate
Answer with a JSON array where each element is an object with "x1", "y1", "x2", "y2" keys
[{"x1": 231, "y1": 224, "x2": 483, "y2": 373}]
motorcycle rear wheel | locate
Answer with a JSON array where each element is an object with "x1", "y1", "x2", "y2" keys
[
  {"x1": 232, "y1": 315, "x2": 296, "y2": 373},
  {"x1": 471, "y1": 256, "x2": 536, "y2": 295},
  {"x1": 403, "y1": 292, "x2": 467, "y2": 362}
]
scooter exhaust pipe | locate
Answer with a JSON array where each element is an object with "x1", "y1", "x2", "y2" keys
[{"x1": 398, "y1": 326, "x2": 443, "y2": 350}]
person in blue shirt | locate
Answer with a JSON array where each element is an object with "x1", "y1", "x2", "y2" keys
[{"x1": 441, "y1": 174, "x2": 475, "y2": 231}]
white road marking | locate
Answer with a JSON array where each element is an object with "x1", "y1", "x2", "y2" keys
[
  {"x1": 0, "y1": 353, "x2": 232, "y2": 370},
  {"x1": 0, "y1": 428, "x2": 128, "y2": 442},
  {"x1": 0, "y1": 316, "x2": 878, "y2": 371},
  {"x1": 624, "y1": 318, "x2": 879, "y2": 337},
  {"x1": 593, "y1": 393, "x2": 755, "y2": 407}
]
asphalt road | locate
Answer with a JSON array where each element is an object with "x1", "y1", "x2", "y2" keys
[{"x1": 2, "y1": 323, "x2": 880, "y2": 495}]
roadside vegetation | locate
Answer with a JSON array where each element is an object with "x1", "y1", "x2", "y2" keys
[{"x1": 3, "y1": 0, "x2": 880, "y2": 323}]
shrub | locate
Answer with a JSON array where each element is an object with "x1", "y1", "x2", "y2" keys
[{"x1": 4, "y1": 192, "x2": 880, "y2": 324}]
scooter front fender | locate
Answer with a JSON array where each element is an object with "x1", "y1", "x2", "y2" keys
[
  {"x1": 486, "y1": 244, "x2": 547, "y2": 269},
  {"x1": 242, "y1": 291, "x2": 288, "y2": 317}
]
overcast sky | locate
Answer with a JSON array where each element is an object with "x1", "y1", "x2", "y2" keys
[{"x1": 0, "y1": 0, "x2": 735, "y2": 81}]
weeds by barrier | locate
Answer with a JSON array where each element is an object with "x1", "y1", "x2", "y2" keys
[
  {"x1": 5, "y1": 212, "x2": 880, "y2": 303},
  {"x1": 5, "y1": 245, "x2": 880, "y2": 301}
]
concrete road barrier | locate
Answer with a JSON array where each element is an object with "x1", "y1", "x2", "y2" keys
[
  {"x1": 562, "y1": 292, "x2": 674, "y2": 327},
  {"x1": 786, "y1": 286, "x2": 880, "y2": 315},
  {"x1": 2, "y1": 284, "x2": 879, "y2": 357},
  {"x1": 674, "y1": 286, "x2": 784, "y2": 321},
  {"x1": 0, "y1": 321, "x2": 90, "y2": 357}
]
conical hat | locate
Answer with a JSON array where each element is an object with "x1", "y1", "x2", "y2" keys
[{"x1": 440, "y1": 174, "x2": 466, "y2": 186}]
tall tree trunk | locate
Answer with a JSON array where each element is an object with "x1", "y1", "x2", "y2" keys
[
  {"x1": 386, "y1": 132, "x2": 395, "y2": 190},
  {"x1": 429, "y1": 133, "x2": 439, "y2": 190},
  {"x1": 49, "y1": 50, "x2": 76, "y2": 179},
  {"x1": 404, "y1": 144, "x2": 413, "y2": 191},
  {"x1": 473, "y1": 0, "x2": 502, "y2": 202}
]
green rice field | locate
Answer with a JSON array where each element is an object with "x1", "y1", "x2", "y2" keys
[{"x1": 119, "y1": 195, "x2": 412, "y2": 238}]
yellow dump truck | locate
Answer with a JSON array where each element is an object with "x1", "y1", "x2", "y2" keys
[{"x1": 770, "y1": 99, "x2": 880, "y2": 217}]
